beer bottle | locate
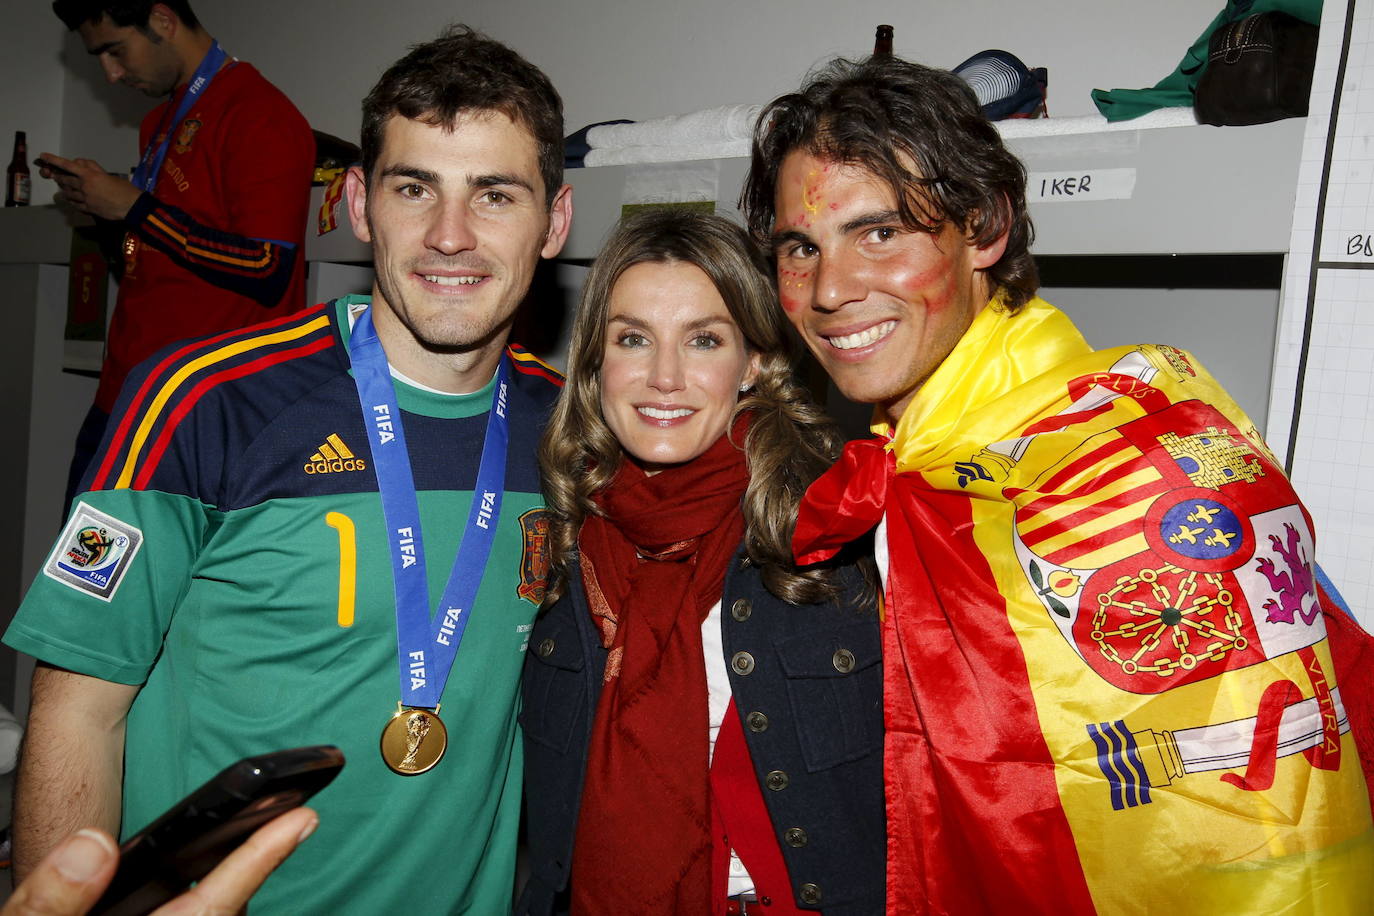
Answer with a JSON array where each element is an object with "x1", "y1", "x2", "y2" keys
[
  {"x1": 874, "y1": 24, "x2": 894, "y2": 56},
  {"x1": 6, "y1": 131, "x2": 30, "y2": 207}
]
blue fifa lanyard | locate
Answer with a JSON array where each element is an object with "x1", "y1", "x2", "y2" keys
[
  {"x1": 131, "y1": 41, "x2": 229, "y2": 192},
  {"x1": 350, "y1": 306, "x2": 511, "y2": 709}
]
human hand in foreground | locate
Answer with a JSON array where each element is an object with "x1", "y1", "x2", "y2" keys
[
  {"x1": 36, "y1": 153, "x2": 142, "y2": 222},
  {"x1": 3, "y1": 807, "x2": 317, "y2": 916}
]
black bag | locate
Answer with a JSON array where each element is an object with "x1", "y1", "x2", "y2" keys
[{"x1": 1194, "y1": 11, "x2": 1319, "y2": 126}]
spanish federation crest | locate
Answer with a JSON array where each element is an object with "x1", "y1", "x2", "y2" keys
[
  {"x1": 44, "y1": 502, "x2": 144, "y2": 601},
  {"x1": 517, "y1": 507, "x2": 550, "y2": 605},
  {"x1": 173, "y1": 118, "x2": 202, "y2": 154}
]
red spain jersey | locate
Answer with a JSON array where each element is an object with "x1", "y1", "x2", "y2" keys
[{"x1": 101, "y1": 60, "x2": 313, "y2": 411}]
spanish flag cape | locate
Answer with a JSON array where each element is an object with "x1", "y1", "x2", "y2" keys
[{"x1": 795, "y1": 298, "x2": 1374, "y2": 915}]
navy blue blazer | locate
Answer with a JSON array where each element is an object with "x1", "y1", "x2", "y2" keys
[{"x1": 517, "y1": 550, "x2": 885, "y2": 915}]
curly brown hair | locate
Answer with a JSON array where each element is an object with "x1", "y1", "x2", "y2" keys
[{"x1": 741, "y1": 54, "x2": 1038, "y2": 311}]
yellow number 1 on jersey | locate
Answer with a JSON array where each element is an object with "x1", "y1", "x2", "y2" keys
[{"x1": 325, "y1": 511, "x2": 357, "y2": 627}]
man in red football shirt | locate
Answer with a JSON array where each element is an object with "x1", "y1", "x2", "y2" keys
[{"x1": 42, "y1": 1, "x2": 314, "y2": 507}]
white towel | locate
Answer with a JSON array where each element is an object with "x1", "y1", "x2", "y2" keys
[
  {"x1": 576, "y1": 106, "x2": 1200, "y2": 168},
  {"x1": 994, "y1": 106, "x2": 1199, "y2": 139},
  {"x1": 587, "y1": 104, "x2": 762, "y2": 150},
  {"x1": 584, "y1": 139, "x2": 751, "y2": 167}
]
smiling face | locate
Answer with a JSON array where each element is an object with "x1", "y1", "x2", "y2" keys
[
  {"x1": 599, "y1": 261, "x2": 760, "y2": 474},
  {"x1": 78, "y1": 14, "x2": 182, "y2": 97},
  {"x1": 771, "y1": 150, "x2": 1006, "y2": 425},
  {"x1": 346, "y1": 111, "x2": 571, "y2": 390}
]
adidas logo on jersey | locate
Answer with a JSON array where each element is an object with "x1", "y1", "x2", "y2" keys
[{"x1": 305, "y1": 434, "x2": 367, "y2": 474}]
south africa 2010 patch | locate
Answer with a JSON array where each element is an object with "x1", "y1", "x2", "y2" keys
[{"x1": 44, "y1": 503, "x2": 144, "y2": 602}]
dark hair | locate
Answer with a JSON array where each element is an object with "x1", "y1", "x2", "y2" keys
[
  {"x1": 360, "y1": 25, "x2": 564, "y2": 207},
  {"x1": 53, "y1": 0, "x2": 199, "y2": 31},
  {"x1": 540, "y1": 208, "x2": 859, "y2": 607},
  {"x1": 741, "y1": 54, "x2": 1038, "y2": 311}
]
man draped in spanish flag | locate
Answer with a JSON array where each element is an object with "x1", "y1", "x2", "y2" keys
[{"x1": 742, "y1": 54, "x2": 1374, "y2": 914}]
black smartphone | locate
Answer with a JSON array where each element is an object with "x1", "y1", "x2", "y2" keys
[
  {"x1": 91, "y1": 745, "x2": 345, "y2": 916},
  {"x1": 33, "y1": 157, "x2": 76, "y2": 178}
]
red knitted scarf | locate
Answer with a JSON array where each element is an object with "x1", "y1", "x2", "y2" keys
[{"x1": 570, "y1": 424, "x2": 750, "y2": 914}]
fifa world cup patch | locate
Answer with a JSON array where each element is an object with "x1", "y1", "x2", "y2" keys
[{"x1": 44, "y1": 503, "x2": 144, "y2": 601}]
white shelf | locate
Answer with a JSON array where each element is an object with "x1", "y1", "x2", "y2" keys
[
  {"x1": 562, "y1": 117, "x2": 1308, "y2": 260},
  {"x1": 1012, "y1": 118, "x2": 1305, "y2": 256},
  {"x1": 0, "y1": 205, "x2": 79, "y2": 264}
]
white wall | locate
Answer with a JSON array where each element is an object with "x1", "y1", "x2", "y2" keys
[
  {"x1": 213, "y1": 0, "x2": 1218, "y2": 142},
  {"x1": 0, "y1": 7, "x2": 67, "y2": 190},
  {"x1": 15, "y1": 0, "x2": 1219, "y2": 165},
  {"x1": 0, "y1": 8, "x2": 142, "y2": 191}
]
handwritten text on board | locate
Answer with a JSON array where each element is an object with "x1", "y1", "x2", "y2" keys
[{"x1": 1028, "y1": 168, "x2": 1136, "y2": 203}]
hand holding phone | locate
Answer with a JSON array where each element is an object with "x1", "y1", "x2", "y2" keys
[
  {"x1": 2, "y1": 808, "x2": 318, "y2": 916},
  {"x1": 34, "y1": 157, "x2": 76, "y2": 178},
  {"x1": 33, "y1": 153, "x2": 141, "y2": 220},
  {"x1": 91, "y1": 745, "x2": 344, "y2": 916}
]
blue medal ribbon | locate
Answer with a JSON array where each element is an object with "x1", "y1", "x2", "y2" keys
[
  {"x1": 350, "y1": 306, "x2": 510, "y2": 709},
  {"x1": 131, "y1": 41, "x2": 229, "y2": 193}
]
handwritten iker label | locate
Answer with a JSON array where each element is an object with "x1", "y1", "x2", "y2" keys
[{"x1": 1028, "y1": 168, "x2": 1136, "y2": 203}]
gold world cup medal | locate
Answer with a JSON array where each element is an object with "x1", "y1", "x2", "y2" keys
[{"x1": 380, "y1": 706, "x2": 447, "y2": 775}]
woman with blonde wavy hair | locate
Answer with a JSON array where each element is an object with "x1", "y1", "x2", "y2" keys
[{"x1": 518, "y1": 208, "x2": 883, "y2": 916}]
